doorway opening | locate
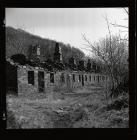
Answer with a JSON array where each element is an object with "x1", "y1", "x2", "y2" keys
[
  {"x1": 82, "y1": 75, "x2": 84, "y2": 86},
  {"x1": 38, "y1": 71, "x2": 45, "y2": 92}
]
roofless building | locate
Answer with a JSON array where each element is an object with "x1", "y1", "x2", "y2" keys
[{"x1": 6, "y1": 42, "x2": 109, "y2": 96}]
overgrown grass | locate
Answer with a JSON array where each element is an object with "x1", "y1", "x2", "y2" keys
[{"x1": 6, "y1": 87, "x2": 129, "y2": 128}]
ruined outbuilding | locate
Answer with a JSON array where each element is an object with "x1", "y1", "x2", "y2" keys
[{"x1": 6, "y1": 42, "x2": 109, "y2": 96}]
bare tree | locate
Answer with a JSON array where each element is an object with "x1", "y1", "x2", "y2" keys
[
  {"x1": 83, "y1": 15, "x2": 128, "y2": 98},
  {"x1": 82, "y1": 9, "x2": 129, "y2": 98},
  {"x1": 109, "y1": 8, "x2": 129, "y2": 42}
]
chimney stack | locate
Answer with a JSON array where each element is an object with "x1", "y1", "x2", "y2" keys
[
  {"x1": 69, "y1": 57, "x2": 76, "y2": 69},
  {"x1": 78, "y1": 60, "x2": 85, "y2": 70},
  {"x1": 54, "y1": 42, "x2": 62, "y2": 63},
  {"x1": 87, "y1": 59, "x2": 91, "y2": 71}
]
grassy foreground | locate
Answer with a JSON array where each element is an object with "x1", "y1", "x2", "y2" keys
[{"x1": 6, "y1": 86, "x2": 129, "y2": 128}]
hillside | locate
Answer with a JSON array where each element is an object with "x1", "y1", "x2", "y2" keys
[{"x1": 6, "y1": 27, "x2": 85, "y2": 64}]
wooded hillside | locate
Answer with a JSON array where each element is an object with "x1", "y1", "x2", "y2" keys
[{"x1": 6, "y1": 27, "x2": 85, "y2": 64}]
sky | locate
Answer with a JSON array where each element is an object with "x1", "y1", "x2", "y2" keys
[{"x1": 5, "y1": 8, "x2": 128, "y2": 56}]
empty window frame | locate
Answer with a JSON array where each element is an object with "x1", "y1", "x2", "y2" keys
[
  {"x1": 79, "y1": 75, "x2": 81, "y2": 82},
  {"x1": 97, "y1": 76, "x2": 99, "y2": 83},
  {"x1": 85, "y1": 75, "x2": 87, "y2": 81},
  {"x1": 89, "y1": 75, "x2": 91, "y2": 82},
  {"x1": 73, "y1": 74, "x2": 75, "y2": 82},
  {"x1": 28, "y1": 71, "x2": 34, "y2": 85},
  {"x1": 60, "y1": 73, "x2": 65, "y2": 83},
  {"x1": 94, "y1": 76, "x2": 95, "y2": 81},
  {"x1": 50, "y1": 73, "x2": 54, "y2": 83}
]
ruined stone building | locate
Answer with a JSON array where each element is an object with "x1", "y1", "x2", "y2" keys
[{"x1": 6, "y1": 42, "x2": 109, "y2": 96}]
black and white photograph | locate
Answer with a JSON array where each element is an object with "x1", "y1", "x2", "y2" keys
[{"x1": 3, "y1": 7, "x2": 131, "y2": 129}]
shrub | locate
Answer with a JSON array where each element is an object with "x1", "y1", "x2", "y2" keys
[
  {"x1": 106, "y1": 93, "x2": 129, "y2": 110},
  {"x1": 11, "y1": 54, "x2": 27, "y2": 65},
  {"x1": 110, "y1": 80, "x2": 129, "y2": 98}
]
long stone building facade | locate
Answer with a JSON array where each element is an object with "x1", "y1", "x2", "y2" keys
[
  {"x1": 17, "y1": 67, "x2": 108, "y2": 96},
  {"x1": 6, "y1": 42, "x2": 110, "y2": 96}
]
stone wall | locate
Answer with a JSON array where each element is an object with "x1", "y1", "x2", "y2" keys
[
  {"x1": 17, "y1": 67, "x2": 110, "y2": 96},
  {"x1": 17, "y1": 67, "x2": 38, "y2": 95}
]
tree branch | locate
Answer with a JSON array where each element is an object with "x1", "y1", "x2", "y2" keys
[
  {"x1": 109, "y1": 22, "x2": 128, "y2": 28},
  {"x1": 82, "y1": 34, "x2": 109, "y2": 65},
  {"x1": 123, "y1": 8, "x2": 129, "y2": 15}
]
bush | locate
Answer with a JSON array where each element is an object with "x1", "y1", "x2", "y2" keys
[
  {"x1": 110, "y1": 80, "x2": 129, "y2": 98},
  {"x1": 11, "y1": 54, "x2": 27, "y2": 65},
  {"x1": 106, "y1": 93, "x2": 129, "y2": 110}
]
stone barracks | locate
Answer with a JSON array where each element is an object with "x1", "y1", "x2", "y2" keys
[{"x1": 6, "y1": 42, "x2": 109, "y2": 96}]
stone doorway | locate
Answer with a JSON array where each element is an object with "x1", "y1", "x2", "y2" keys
[
  {"x1": 66, "y1": 74, "x2": 71, "y2": 90},
  {"x1": 38, "y1": 71, "x2": 45, "y2": 92},
  {"x1": 6, "y1": 61, "x2": 18, "y2": 94},
  {"x1": 97, "y1": 76, "x2": 99, "y2": 83},
  {"x1": 82, "y1": 75, "x2": 84, "y2": 86}
]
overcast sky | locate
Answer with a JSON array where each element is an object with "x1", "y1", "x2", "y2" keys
[{"x1": 6, "y1": 8, "x2": 128, "y2": 55}]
